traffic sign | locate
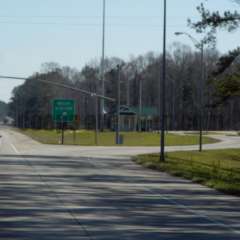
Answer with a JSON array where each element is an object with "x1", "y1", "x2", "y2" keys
[{"x1": 52, "y1": 99, "x2": 75, "y2": 122}]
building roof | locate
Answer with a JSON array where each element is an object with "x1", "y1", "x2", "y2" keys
[
  {"x1": 119, "y1": 106, "x2": 136, "y2": 116},
  {"x1": 131, "y1": 106, "x2": 158, "y2": 117},
  {"x1": 113, "y1": 105, "x2": 158, "y2": 117}
]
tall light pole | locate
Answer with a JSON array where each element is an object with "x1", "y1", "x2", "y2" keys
[
  {"x1": 199, "y1": 43, "x2": 204, "y2": 152},
  {"x1": 160, "y1": 0, "x2": 167, "y2": 162},
  {"x1": 138, "y1": 73, "x2": 142, "y2": 132},
  {"x1": 100, "y1": 0, "x2": 106, "y2": 131},
  {"x1": 175, "y1": 32, "x2": 204, "y2": 152}
]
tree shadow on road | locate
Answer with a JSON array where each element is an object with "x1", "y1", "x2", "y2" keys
[{"x1": 0, "y1": 155, "x2": 239, "y2": 240}]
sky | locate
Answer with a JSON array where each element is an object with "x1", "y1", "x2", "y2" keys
[{"x1": 0, "y1": 0, "x2": 239, "y2": 102}]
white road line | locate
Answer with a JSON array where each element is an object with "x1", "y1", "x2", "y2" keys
[
  {"x1": 7, "y1": 140, "x2": 94, "y2": 239},
  {"x1": 10, "y1": 143, "x2": 19, "y2": 154}
]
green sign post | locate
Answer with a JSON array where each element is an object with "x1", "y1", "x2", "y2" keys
[
  {"x1": 52, "y1": 99, "x2": 75, "y2": 122},
  {"x1": 52, "y1": 99, "x2": 75, "y2": 145}
]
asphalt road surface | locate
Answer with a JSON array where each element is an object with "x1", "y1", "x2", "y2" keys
[{"x1": 1, "y1": 128, "x2": 240, "y2": 239}]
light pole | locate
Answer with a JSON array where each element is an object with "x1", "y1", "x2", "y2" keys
[
  {"x1": 160, "y1": 0, "x2": 167, "y2": 162},
  {"x1": 175, "y1": 32, "x2": 204, "y2": 152},
  {"x1": 138, "y1": 73, "x2": 142, "y2": 132},
  {"x1": 0, "y1": 75, "x2": 115, "y2": 147},
  {"x1": 100, "y1": 0, "x2": 106, "y2": 131}
]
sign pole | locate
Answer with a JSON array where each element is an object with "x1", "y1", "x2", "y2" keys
[
  {"x1": 61, "y1": 116, "x2": 64, "y2": 145},
  {"x1": 95, "y1": 97, "x2": 99, "y2": 145},
  {"x1": 100, "y1": 0, "x2": 106, "y2": 131}
]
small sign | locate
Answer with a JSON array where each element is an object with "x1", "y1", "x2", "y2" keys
[{"x1": 52, "y1": 99, "x2": 75, "y2": 122}]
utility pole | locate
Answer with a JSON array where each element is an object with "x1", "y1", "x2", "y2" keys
[
  {"x1": 100, "y1": 0, "x2": 106, "y2": 131},
  {"x1": 199, "y1": 43, "x2": 204, "y2": 152},
  {"x1": 138, "y1": 74, "x2": 142, "y2": 132},
  {"x1": 160, "y1": 0, "x2": 167, "y2": 162},
  {"x1": 126, "y1": 77, "x2": 130, "y2": 106}
]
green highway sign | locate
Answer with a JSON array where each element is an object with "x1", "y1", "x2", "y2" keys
[{"x1": 52, "y1": 99, "x2": 75, "y2": 122}]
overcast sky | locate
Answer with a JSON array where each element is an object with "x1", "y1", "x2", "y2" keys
[{"x1": 0, "y1": 0, "x2": 239, "y2": 102}]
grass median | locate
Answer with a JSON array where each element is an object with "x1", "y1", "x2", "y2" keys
[
  {"x1": 19, "y1": 129, "x2": 218, "y2": 146},
  {"x1": 134, "y1": 149, "x2": 240, "y2": 195}
]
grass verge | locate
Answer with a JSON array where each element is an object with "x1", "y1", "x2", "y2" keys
[
  {"x1": 19, "y1": 129, "x2": 218, "y2": 146},
  {"x1": 134, "y1": 149, "x2": 240, "y2": 196}
]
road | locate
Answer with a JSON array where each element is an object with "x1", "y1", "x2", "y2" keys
[
  {"x1": 1, "y1": 128, "x2": 240, "y2": 159},
  {"x1": 0, "y1": 128, "x2": 240, "y2": 239}
]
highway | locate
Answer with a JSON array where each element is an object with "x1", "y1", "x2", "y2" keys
[{"x1": 1, "y1": 128, "x2": 240, "y2": 239}]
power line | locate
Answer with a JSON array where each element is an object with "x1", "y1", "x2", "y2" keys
[
  {"x1": 0, "y1": 15, "x2": 198, "y2": 19},
  {"x1": 0, "y1": 21, "x2": 188, "y2": 28}
]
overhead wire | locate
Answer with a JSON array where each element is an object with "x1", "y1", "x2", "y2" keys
[
  {"x1": 0, "y1": 14, "x2": 193, "y2": 28},
  {"x1": 0, "y1": 21, "x2": 188, "y2": 28},
  {"x1": 0, "y1": 15, "x2": 198, "y2": 19}
]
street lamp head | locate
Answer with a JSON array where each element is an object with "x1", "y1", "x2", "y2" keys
[
  {"x1": 174, "y1": 32, "x2": 183, "y2": 36},
  {"x1": 174, "y1": 31, "x2": 201, "y2": 48}
]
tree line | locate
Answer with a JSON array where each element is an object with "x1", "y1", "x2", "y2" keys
[{"x1": 8, "y1": 42, "x2": 240, "y2": 131}]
